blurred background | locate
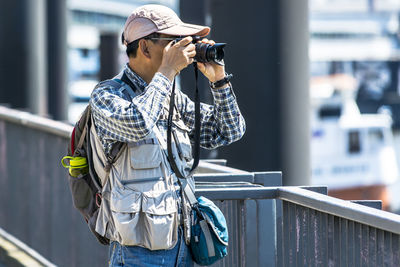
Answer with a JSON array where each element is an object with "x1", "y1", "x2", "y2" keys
[{"x1": 1, "y1": 0, "x2": 400, "y2": 213}]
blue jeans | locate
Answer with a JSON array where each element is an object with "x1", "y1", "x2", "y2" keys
[{"x1": 108, "y1": 228, "x2": 193, "y2": 267}]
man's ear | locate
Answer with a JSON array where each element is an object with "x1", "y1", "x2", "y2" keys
[{"x1": 139, "y1": 39, "x2": 151, "y2": 59}]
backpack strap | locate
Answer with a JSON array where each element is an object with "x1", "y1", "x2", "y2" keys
[
  {"x1": 86, "y1": 115, "x2": 103, "y2": 192},
  {"x1": 97, "y1": 72, "x2": 138, "y2": 102},
  {"x1": 121, "y1": 72, "x2": 139, "y2": 96},
  {"x1": 104, "y1": 142, "x2": 126, "y2": 173},
  {"x1": 113, "y1": 72, "x2": 139, "y2": 102},
  {"x1": 99, "y1": 73, "x2": 139, "y2": 171},
  {"x1": 76, "y1": 105, "x2": 91, "y2": 152}
]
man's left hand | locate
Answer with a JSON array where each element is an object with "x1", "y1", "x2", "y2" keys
[{"x1": 196, "y1": 39, "x2": 226, "y2": 83}]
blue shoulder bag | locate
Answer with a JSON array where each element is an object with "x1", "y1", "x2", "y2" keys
[{"x1": 190, "y1": 196, "x2": 228, "y2": 266}]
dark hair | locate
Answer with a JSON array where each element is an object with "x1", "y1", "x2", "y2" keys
[{"x1": 122, "y1": 32, "x2": 161, "y2": 58}]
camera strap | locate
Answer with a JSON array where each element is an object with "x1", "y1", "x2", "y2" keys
[{"x1": 167, "y1": 63, "x2": 201, "y2": 178}]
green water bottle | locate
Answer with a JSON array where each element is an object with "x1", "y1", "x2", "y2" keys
[{"x1": 61, "y1": 156, "x2": 89, "y2": 178}]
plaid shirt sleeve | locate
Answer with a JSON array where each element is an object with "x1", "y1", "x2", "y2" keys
[
  {"x1": 90, "y1": 72, "x2": 171, "y2": 143},
  {"x1": 177, "y1": 84, "x2": 246, "y2": 149}
]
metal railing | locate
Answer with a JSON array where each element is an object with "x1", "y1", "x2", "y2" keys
[
  {"x1": 278, "y1": 187, "x2": 400, "y2": 267},
  {"x1": 1, "y1": 105, "x2": 400, "y2": 267},
  {"x1": 0, "y1": 227, "x2": 56, "y2": 267}
]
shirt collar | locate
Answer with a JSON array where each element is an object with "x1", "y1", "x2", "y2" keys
[{"x1": 124, "y1": 63, "x2": 147, "y2": 92}]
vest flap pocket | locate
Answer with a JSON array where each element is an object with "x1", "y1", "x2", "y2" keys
[
  {"x1": 129, "y1": 143, "x2": 162, "y2": 169},
  {"x1": 142, "y1": 190, "x2": 177, "y2": 215},
  {"x1": 172, "y1": 121, "x2": 192, "y2": 160},
  {"x1": 110, "y1": 188, "x2": 142, "y2": 213},
  {"x1": 141, "y1": 190, "x2": 179, "y2": 250},
  {"x1": 110, "y1": 187, "x2": 143, "y2": 246}
]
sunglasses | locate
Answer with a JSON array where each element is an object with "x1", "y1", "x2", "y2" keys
[
  {"x1": 147, "y1": 36, "x2": 201, "y2": 43},
  {"x1": 147, "y1": 37, "x2": 181, "y2": 41}
]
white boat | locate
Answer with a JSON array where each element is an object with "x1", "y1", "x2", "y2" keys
[{"x1": 310, "y1": 74, "x2": 399, "y2": 210}]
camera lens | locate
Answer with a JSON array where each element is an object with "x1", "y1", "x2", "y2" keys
[
  {"x1": 194, "y1": 42, "x2": 226, "y2": 65},
  {"x1": 207, "y1": 44, "x2": 225, "y2": 62}
]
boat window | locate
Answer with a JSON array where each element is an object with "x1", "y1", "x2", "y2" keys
[
  {"x1": 319, "y1": 107, "x2": 341, "y2": 119},
  {"x1": 81, "y1": 48, "x2": 89, "y2": 58},
  {"x1": 348, "y1": 131, "x2": 361, "y2": 154}
]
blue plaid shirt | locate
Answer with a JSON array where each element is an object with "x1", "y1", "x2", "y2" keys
[{"x1": 90, "y1": 64, "x2": 245, "y2": 155}]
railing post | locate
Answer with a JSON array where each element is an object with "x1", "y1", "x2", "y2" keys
[
  {"x1": 252, "y1": 172, "x2": 282, "y2": 266},
  {"x1": 244, "y1": 199, "x2": 258, "y2": 267}
]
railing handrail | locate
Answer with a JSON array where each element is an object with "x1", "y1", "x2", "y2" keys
[
  {"x1": 196, "y1": 161, "x2": 250, "y2": 174},
  {"x1": 0, "y1": 105, "x2": 72, "y2": 138},
  {"x1": 278, "y1": 186, "x2": 400, "y2": 235},
  {"x1": 0, "y1": 227, "x2": 57, "y2": 267},
  {"x1": 196, "y1": 186, "x2": 400, "y2": 235}
]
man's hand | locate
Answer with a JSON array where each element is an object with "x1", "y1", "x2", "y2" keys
[
  {"x1": 158, "y1": 36, "x2": 196, "y2": 82},
  {"x1": 196, "y1": 39, "x2": 226, "y2": 83}
]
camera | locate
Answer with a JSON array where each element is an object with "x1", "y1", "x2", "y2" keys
[{"x1": 174, "y1": 36, "x2": 226, "y2": 65}]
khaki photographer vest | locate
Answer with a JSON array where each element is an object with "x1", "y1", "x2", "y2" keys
[{"x1": 90, "y1": 111, "x2": 193, "y2": 250}]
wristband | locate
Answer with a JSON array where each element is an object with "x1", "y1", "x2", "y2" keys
[{"x1": 210, "y1": 74, "x2": 233, "y2": 89}]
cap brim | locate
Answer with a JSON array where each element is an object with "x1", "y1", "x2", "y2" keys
[{"x1": 157, "y1": 23, "x2": 210, "y2": 37}]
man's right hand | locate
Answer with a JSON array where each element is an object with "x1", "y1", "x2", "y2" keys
[{"x1": 158, "y1": 36, "x2": 196, "y2": 82}]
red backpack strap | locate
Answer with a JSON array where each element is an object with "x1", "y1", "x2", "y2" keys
[{"x1": 71, "y1": 127, "x2": 76, "y2": 154}]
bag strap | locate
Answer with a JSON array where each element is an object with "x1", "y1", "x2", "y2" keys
[
  {"x1": 86, "y1": 115, "x2": 102, "y2": 192},
  {"x1": 200, "y1": 219, "x2": 216, "y2": 257},
  {"x1": 166, "y1": 64, "x2": 201, "y2": 179},
  {"x1": 74, "y1": 106, "x2": 91, "y2": 154},
  {"x1": 112, "y1": 72, "x2": 138, "y2": 101},
  {"x1": 121, "y1": 72, "x2": 138, "y2": 95},
  {"x1": 191, "y1": 64, "x2": 201, "y2": 174}
]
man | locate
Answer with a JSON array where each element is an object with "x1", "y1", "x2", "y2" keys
[{"x1": 89, "y1": 4, "x2": 245, "y2": 267}]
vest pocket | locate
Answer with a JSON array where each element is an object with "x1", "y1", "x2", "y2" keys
[
  {"x1": 110, "y1": 187, "x2": 143, "y2": 245},
  {"x1": 172, "y1": 120, "x2": 192, "y2": 161},
  {"x1": 128, "y1": 143, "x2": 163, "y2": 180},
  {"x1": 129, "y1": 142, "x2": 162, "y2": 169},
  {"x1": 170, "y1": 121, "x2": 193, "y2": 177},
  {"x1": 142, "y1": 190, "x2": 178, "y2": 250}
]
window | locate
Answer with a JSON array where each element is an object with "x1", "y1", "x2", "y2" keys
[{"x1": 348, "y1": 130, "x2": 361, "y2": 154}]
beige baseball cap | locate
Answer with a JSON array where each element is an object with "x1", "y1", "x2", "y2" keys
[{"x1": 123, "y1": 4, "x2": 210, "y2": 45}]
